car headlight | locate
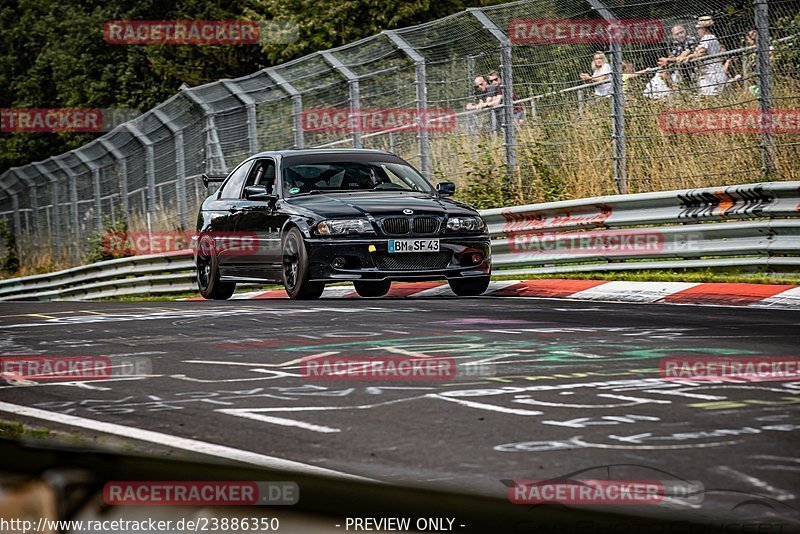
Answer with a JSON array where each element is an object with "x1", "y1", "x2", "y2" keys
[
  {"x1": 316, "y1": 219, "x2": 374, "y2": 235},
  {"x1": 446, "y1": 216, "x2": 485, "y2": 232}
]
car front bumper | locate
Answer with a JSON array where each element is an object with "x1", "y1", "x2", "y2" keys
[{"x1": 305, "y1": 236, "x2": 491, "y2": 282}]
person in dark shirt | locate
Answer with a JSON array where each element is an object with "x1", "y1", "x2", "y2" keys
[
  {"x1": 486, "y1": 70, "x2": 525, "y2": 126},
  {"x1": 466, "y1": 76, "x2": 496, "y2": 110},
  {"x1": 659, "y1": 25, "x2": 698, "y2": 86}
]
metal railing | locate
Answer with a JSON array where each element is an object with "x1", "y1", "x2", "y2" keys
[
  {"x1": 0, "y1": 0, "x2": 798, "y2": 268},
  {"x1": 2, "y1": 181, "x2": 797, "y2": 301}
]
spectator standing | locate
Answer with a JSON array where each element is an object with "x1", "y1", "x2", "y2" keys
[
  {"x1": 580, "y1": 52, "x2": 612, "y2": 98},
  {"x1": 486, "y1": 70, "x2": 525, "y2": 125},
  {"x1": 466, "y1": 76, "x2": 496, "y2": 110},
  {"x1": 683, "y1": 16, "x2": 728, "y2": 96},
  {"x1": 659, "y1": 25, "x2": 697, "y2": 86}
]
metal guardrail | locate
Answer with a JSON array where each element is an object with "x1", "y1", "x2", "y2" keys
[{"x1": 1, "y1": 181, "x2": 798, "y2": 301}]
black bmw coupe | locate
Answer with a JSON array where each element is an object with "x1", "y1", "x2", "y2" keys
[{"x1": 195, "y1": 149, "x2": 491, "y2": 299}]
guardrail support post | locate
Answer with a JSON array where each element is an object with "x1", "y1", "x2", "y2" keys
[
  {"x1": 384, "y1": 30, "x2": 431, "y2": 178},
  {"x1": 265, "y1": 68, "x2": 305, "y2": 149},
  {"x1": 468, "y1": 8, "x2": 518, "y2": 193},
  {"x1": 755, "y1": 0, "x2": 777, "y2": 177},
  {"x1": 321, "y1": 51, "x2": 362, "y2": 149}
]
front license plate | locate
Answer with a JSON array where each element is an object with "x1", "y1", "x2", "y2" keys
[{"x1": 388, "y1": 239, "x2": 440, "y2": 253}]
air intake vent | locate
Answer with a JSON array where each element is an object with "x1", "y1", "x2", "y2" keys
[
  {"x1": 413, "y1": 216, "x2": 439, "y2": 234},
  {"x1": 373, "y1": 252, "x2": 452, "y2": 270},
  {"x1": 382, "y1": 217, "x2": 410, "y2": 235}
]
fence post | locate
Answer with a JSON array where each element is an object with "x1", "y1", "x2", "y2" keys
[
  {"x1": 321, "y1": 51, "x2": 362, "y2": 149},
  {"x1": 0, "y1": 180, "x2": 20, "y2": 241},
  {"x1": 265, "y1": 68, "x2": 305, "y2": 149},
  {"x1": 74, "y1": 151, "x2": 103, "y2": 233},
  {"x1": 754, "y1": 0, "x2": 777, "y2": 177},
  {"x1": 124, "y1": 123, "x2": 157, "y2": 216},
  {"x1": 13, "y1": 168, "x2": 39, "y2": 239},
  {"x1": 586, "y1": 0, "x2": 628, "y2": 194},
  {"x1": 99, "y1": 138, "x2": 130, "y2": 219},
  {"x1": 468, "y1": 8, "x2": 518, "y2": 189},
  {"x1": 33, "y1": 162, "x2": 60, "y2": 255},
  {"x1": 153, "y1": 108, "x2": 188, "y2": 229},
  {"x1": 51, "y1": 157, "x2": 80, "y2": 258},
  {"x1": 181, "y1": 88, "x2": 228, "y2": 174},
  {"x1": 220, "y1": 79, "x2": 259, "y2": 154},
  {"x1": 384, "y1": 30, "x2": 431, "y2": 178}
]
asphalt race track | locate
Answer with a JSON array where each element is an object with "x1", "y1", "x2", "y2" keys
[{"x1": 1, "y1": 296, "x2": 799, "y2": 531}]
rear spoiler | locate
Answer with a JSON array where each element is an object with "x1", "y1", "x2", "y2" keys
[{"x1": 202, "y1": 173, "x2": 227, "y2": 188}]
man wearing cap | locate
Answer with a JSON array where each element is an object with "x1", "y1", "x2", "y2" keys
[{"x1": 681, "y1": 16, "x2": 728, "y2": 96}]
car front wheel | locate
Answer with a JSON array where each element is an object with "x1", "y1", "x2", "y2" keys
[
  {"x1": 196, "y1": 235, "x2": 236, "y2": 300},
  {"x1": 282, "y1": 227, "x2": 325, "y2": 299},
  {"x1": 353, "y1": 280, "x2": 391, "y2": 298},
  {"x1": 448, "y1": 276, "x2": 490, "y2": 297}
]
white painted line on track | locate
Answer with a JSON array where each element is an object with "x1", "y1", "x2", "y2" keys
[{"x1": 0, "y1": 401, "x2": 375, "y2": 482}]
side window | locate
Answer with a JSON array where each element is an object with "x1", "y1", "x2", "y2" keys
[
  {"x1": 218, "y1": 162, "x2": 252, "y2": 199},
  {"x1": 243, "y1": 159, "x2": 276, "y2": 196}
]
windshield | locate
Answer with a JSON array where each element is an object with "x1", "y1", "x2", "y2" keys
[{"x1": 282, "y1": 161, "x2": 434, "y2": 196}]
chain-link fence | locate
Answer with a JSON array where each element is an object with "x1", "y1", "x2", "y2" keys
[{"x1": 1, "y1": 0, "x2": 798, "y2": 267}]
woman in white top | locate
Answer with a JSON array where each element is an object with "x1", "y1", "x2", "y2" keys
[
  {"x1": 683, "y1": 16, "x2": 728, "y2": 96},
  {"x1": 580, "y1": 52, "x2": 612, "y2": 98}
]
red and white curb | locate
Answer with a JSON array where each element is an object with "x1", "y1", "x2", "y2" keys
[{"x1": 184, "y1": 279, "x2": 800, "y2": 309}]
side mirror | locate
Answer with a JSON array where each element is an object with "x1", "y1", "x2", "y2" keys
[
  {"x1": 244, "y1": 185, "x2": 278, "y2": 203},
  {"x1": 436, "y1": 182, "x2": 456, "y2": 196}
]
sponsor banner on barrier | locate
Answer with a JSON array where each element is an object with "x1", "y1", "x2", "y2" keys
[
  {"x1": 661, "y1": 357, "x2": 800, "y2": 382},
  {"x1": 0, "y1": 108, "x2": 141, "y2": 133},
  {"x1": 660, "y1": 110, "x2": 800, "y2": 134},
  {"x1": 509, "y1": 18, "x2": 664, "y2": 44},
  {"x1": 103, "y1": 481, "x2": 298, "y2": 505},
  {"x1": 102, "y1": 231, "x2": 264, "y2": 256},
  {"x1": 103, "y1": 20, "x2": 298, "y2": 45},
  {"x1": 301, "y1": 356, "x2": 495, "y2": 380},
  {"x1": 510, "y1": 230, "x2": 666, "y2": 255},
  {"x1": 300, "y1": 108, "x2": 456, "y2": 133}
]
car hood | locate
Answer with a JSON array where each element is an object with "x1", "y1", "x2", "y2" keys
[{"x1": 283, "y1": 191, "x2": 479, "y2": 219}]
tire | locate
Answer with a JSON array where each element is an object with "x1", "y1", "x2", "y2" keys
[
  {"x1": 353, "y1": 280, "x2": 391, "y2": 298},
  {"x1": 282, "y1": 227, "x2": 324, "y2": 299},
  {"x1": 196, "y1": 235, "x2": 236, "y2": 300},
  {"x1": 448, "y1": 276, "x2": 491, "y2": 297}
]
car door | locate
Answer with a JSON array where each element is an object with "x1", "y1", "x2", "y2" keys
[
  {"x1": 232, "y1": 158, "x2": 285, "y2": 277},
  {"x1": 213, "y1": 160, "x2": 253, "y2": 268}
]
